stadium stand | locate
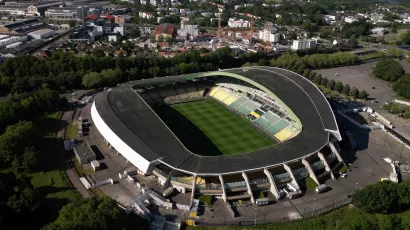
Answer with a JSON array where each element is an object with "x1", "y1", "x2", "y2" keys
[{"x1": 266, "y1": 119, "x2": 289, "y2": 135}]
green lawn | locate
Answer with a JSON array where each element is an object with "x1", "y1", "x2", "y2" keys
[
  {"x1": 154, "y1": 99, "x2": 275, "y2": 156},
  {"x1": 31, "y1": 110, "x2": 80, "y2": 227},
  {"x1": 65, "y1": 121, "x2": 78, "y2": 140}
]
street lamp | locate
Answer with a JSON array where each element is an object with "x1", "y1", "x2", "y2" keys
[
  {"x1": 336, "y1": 220, "x2": 340, "y2": 229},
  {"x1": 356, "y1": 182, "x2": 358, "y2": 191}
]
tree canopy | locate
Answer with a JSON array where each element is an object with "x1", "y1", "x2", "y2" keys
[
  {"x1": 42, "y1": 197, "x2": 146, "y2": 230},
  {"x1": 373, "y1": 59, "x2": 405, "y2": 82},
  {"x1": 352, "y1": 181, "x2": 410, "y2": 214},
  {"x1": 393, "y1": 74, "x2": 410, "y2": 99}
]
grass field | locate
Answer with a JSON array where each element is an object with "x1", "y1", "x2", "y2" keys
[
  {"x1": 154, "y1": 99, "x2": 275, "y2": 156},
  {"x1": 65, "y1": 121, "x2": 78, "y2": 140}
]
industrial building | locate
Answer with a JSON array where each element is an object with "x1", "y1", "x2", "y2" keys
[{"x1": 28, "y1": 29, "x2": 56, "y2": 39}]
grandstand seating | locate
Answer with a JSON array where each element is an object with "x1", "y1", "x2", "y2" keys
[
  {"x1": 229, "y1": 96, "x2": 249, "y2": 110},
  {"x1": 266, "y1": 119, "x2": 289, "y2": 135},
  {"x1": 274, "y1": 128, "x2": 295, "y2": 142},
  {"x1": 254, "y1": 111, "x2": 280, "y2": 129},
  {"x1": 236, "y1": 100, "x2": 261, "y2": 116}
]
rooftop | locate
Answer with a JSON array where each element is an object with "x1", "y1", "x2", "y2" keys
[
  {"x1": 73, "y1": 142, "x2": 96, "y2": 159},
  {"x1": 154, "y1": 23, "x2": 175, "y2": 36},
  {"x1": 94, "y1": 67, "x2": 339, "y2": 175}
]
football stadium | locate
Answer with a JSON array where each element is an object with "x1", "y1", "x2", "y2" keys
[{"x1": 91, "y1": 66, "x2": 344, "y2": 204}]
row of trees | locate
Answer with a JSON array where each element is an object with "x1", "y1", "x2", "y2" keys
[
  {"x1": 304, "y1": 72, "x2": 367, "y2": 99},
  {"x1": 352, "y1": 181, "x2": 410, "y2": 214},
  {"x1": 0, "y1": 47, "x2": 274, "y2": 92}
]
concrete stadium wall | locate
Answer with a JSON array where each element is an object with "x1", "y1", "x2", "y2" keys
[{"x1": 91, "y1": 101, "x2": 154, "y2": 174}]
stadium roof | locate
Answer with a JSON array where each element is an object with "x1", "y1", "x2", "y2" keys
[{"x1": 94, "y1": 67, "x2": 340, "y2": 175}]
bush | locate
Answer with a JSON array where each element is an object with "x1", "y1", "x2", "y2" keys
[
  {"x1": 305, "y1": 177, "x2": 318, "y2": 191},
  {"x1": 198, "y1": 195, "x2": 212, "y2": 206},
  {"x1": 342, "y1": 84, "x2": 351, "y2": 95},
  {"x1": 393, "y1": 74, "x2": 410, "y2": 99},
  {"x1": 335, "y1": 82, "x2": 344, "y2": 92},
  {"x1": 373, "y1": 59, "x2": 405, "y2": 82}
]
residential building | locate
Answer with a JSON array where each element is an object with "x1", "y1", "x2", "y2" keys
[
  {"x1": 139, "y1": 12, "x2": 154, "y2": 19},
  {"x1": 259, "y1": 28, "x2": 280, "y2": 43},
  {"x1": 228, "y1": 18, "x2": 250, "y2": 28},
  {"x1": 178, "y1": 24, "x2": 199, "y2": 39},
  {"x1": 344, "y1": 16, "x2": 358, "y2": 23},
  {"x1": 291, "y1": 39, "x2": 317, "y2": 50},
  {"x1": 113, "y1": 26, "x2": 126, "y2": 36}
]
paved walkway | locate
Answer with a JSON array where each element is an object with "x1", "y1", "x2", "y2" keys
[{"x1": 58, "y1": 110, "x2": 91, "y2": 198}]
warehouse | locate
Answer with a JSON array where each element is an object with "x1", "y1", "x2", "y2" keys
[{"x1": 28, "y1": 29, "x2": 56, "y2": 39}]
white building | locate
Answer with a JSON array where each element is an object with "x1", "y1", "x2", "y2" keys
[
  {"x1": 139, "y1": 12, "x2": 154, "y2": 19},
  {"x1": 228, "y1": 18, "x2": 250, "y2": 28},
  {"x1": 324, "y1": 15, "x2": 337, "y2": 24},
  {"x1": 259, "y1": 29, "x2": 280, "y2": 43},
  {"x1": 178, "y1": 24, "x2": 199, "y2": 39},
  {"x1": 344, "y1": 16, "x2": 358, "y2": 23},
  {"x1": 149, "y1": 0, "x2": 158, "y2": 6},
  {"x1": 113, "y1": 26, "x2": 126, "y2": 36},
  {"x1": 28, "y1": 29, "x2": 56, "y2": 39},
  {"x1": 291, "y1": 39, "x2": 317, "y2": 50}
]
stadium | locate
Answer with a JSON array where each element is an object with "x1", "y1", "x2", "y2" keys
[{"x1": 91, "y1": 66, "x2": 345, "y2": 203}]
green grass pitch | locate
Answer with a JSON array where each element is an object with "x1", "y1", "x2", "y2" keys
[{"x1": 154, "y1": 99, "x2": 275, "y2": 156}]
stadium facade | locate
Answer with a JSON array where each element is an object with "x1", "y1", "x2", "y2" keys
[{"x1": 91, "y1": 67, "x2": 345, "y2": 203}]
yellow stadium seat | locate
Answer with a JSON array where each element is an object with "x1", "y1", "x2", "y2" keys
[
  {"x1": 223, "y1": 96, "x2": 238, "y2": 105},
  {"x1": 251, "y1": 111, "x2": 261, "y2": 118},
  {"x1": 274, "y1": 129, "x2": 294, "y2": 142}
]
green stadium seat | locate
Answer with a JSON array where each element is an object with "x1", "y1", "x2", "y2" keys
[{"x1": 266, "y1": 119, "x2": 289, "y2": 135}]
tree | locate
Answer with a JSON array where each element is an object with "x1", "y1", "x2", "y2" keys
[
  {"x1": 129, "y1": 28, "x2": 141, "y2": 38},
  {"x1": 342, "y1": 84, "x2": 351, "y2": 95},
  {"x1": 0, "y1": 121, "x2": 37, "y2": 169},
  {"x1": 352, "y1": 181, "x2": 410, "y2": 214},
  {"x1": 327, "y1": 79, "x2": 336, "y2": 90},
  {"x1": 320, "y1": 77, "x2": 328, "y2": 86},
  {"x1": 33, "y1": 85, "x2": 60, "y2": 111},
  {"x1": 303, "y1": 69, "x2": 310, "y2": 77},
  {"x1": 148, "y1": 66, "x2": 161, "y2": 78},
  {"x1": 359, "y1": 90, "x2": 368, "y2": 99},
  {"x1": 313, "y1": 75, "x2": 322, "y2": 84},
  {"x1": 335, "y1": 82, "x2": 344, "y2": 92},
  {"x1": 82, "y1": 72, "x2": 102, "y2": 88},
  {"x1": 349, "y1": 87, "x2": 359, "y2": 98},
  {"x1": 92, "y1": 49, "x2": 105, "y2": 58},
  {"x1": 373, "y1": 59, "x2": 405, "y2": 82},
  {"x1": 393, "y1": 74, "x2": 410, "y2": 99},
  {"x1": 43, "y1": 197, "x2": 146, "y2": 230}
]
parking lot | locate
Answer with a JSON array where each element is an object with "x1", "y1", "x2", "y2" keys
[{"x1": 315, "y1": 59, "x2": 410, "y2": 141}]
